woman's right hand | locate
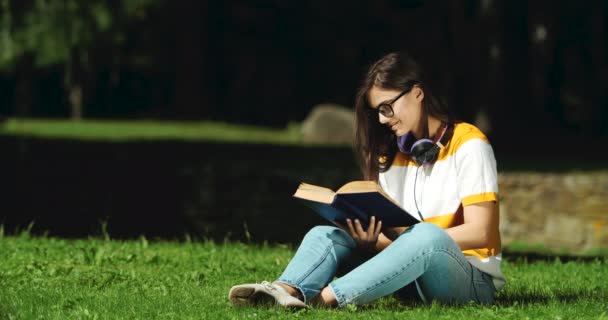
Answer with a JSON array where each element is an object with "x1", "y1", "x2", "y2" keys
[{"x1": 339, "y1": 216, "x2": 382, "y2": 252}]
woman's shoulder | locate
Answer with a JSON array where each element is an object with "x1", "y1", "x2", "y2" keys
[
  {"x1": 451, "y1": 121, "x2": 490, "y2": 146},
  {"x1": 438, "y1": 122, "x2": 493, "y2": 161}
]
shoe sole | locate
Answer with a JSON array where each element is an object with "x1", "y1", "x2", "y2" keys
[
  {"x1": 229, "y1": 286, "x2": 308, "y2": 309},
  {"x1": 229, "y1": 286, "x2": 274, "y2": 306}
]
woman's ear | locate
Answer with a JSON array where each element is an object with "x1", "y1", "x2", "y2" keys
[{"x1": 414, "y1": 86, "x2": 424, "y2": 102}]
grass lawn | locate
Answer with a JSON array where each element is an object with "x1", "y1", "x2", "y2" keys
[
  {"x1": 0, "y1": 118, "x2": 305, "y2": 145},
  {"x1": 1, "y1": 235, "x2": 606, "y2": 320}
]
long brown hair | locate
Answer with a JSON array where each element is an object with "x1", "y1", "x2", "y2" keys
[{"x1": 354, "y1": 52, "x2": 452, "y2": 181}]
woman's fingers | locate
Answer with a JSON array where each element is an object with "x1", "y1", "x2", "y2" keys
[
  {"x1": 346, "y1": 219, "x2": 358, "y2": 240},
  {"x1": 366, "y1": 216, "x2": 376, "y2": 237},
  {"x1": 365, "y1": 216, "x2": 383, "y2": 241},
  {"x1": 354, "y1": 219, "x2": 366, "y2": 237},
  {"x1": 346, "y1": 217, "x2": 382, "y2": 251},
  {"x1": 374, "y1": 220, "x2": 382, "y2": 239},
  {"x1": 367, "y1": 217, "x2": 382, "y2": 243}
]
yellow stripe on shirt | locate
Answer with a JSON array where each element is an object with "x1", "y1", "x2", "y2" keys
[
  {"x1": 424, "y1": 211, "x2": 462, "y2": 229},
  {"x1": 462, "y1": 192, "x2": 498, "y2": 206},
  {"x1": 437, "y1": 122, "x2": 490, "y2": 161},
  {"x1": 463, "y1": 248, "x2": 500, "y2": 259},
  {"x1": 391, "y1": 122, "x2": 491, "y2": 167}
]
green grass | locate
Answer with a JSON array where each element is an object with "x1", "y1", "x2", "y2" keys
[
  {"x1": 0, "y1": 118, "x2": 305, "y2": 144},
  {"x1": 1, "y1": 235, "x2": 607, "y2": 319}
]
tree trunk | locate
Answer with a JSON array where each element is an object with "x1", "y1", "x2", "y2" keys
[
  {"x1": 66, "y1": 48, "x2": 84, "y2": 121},
  {"x1": 172, "y1": 1, "x2": 207, "y2": 119},
  {"x1": 587, "y1": 1, "x2": 607, "y2": 135},
  {"x1": 14, "y1": 54, "x2": 35, "y2": 117},
  {"x1": 527, "y1": 0, "x2": 557, "y2": 133}
]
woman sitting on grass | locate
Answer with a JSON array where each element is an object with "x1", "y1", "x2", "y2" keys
[{"x1": 229, "y1": 51, "x2": 506, "y2": 308}]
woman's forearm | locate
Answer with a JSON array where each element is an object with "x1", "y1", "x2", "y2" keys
[
  {"x1": 374, "y1": 233, "x2": 394, "y2": 252},
  {"x1": 444, "y1": 222, "x2": 490, "y2": 251},
  {"x1": 446, "y1": 201, "x2": 498, "y2": 251}
]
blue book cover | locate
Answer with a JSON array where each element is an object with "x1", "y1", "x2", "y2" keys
[{"x1": 293, "y1": 181, "x2": 420, "y2": 229}]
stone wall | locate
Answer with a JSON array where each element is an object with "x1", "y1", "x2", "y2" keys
[
  {"x1": 1, "y1": 136, "x2": 606, "y2": 253},
  {"x1": 499, "y1": 172, "x2": 608, "y2": 253}
]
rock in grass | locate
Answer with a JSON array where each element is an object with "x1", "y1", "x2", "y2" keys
[{"x1": 300, "y1": 104, "x2": 355, "y2": 145}]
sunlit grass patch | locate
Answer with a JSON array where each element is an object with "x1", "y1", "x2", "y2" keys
[
  {"x1": 0, "y1": 118, "x2": 304, "y2": 144},
  {"x1": 0, "y1": 235, "x2": 606, "y2": 319}
]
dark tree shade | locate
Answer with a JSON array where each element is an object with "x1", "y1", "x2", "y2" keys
[{"x1": 0, "y1": 0, "x2": 606, "y2": 137}]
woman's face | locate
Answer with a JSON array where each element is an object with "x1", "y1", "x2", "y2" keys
[{"x1": 368, "y1": 85, "x2": 424, "y2": 137}]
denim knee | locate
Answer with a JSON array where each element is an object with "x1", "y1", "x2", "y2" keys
[
  {"x1": 303, "y1": 225, "x2": 356, "y2": 248},
  {"x1": 396, "y1": 222, "x2": 455, "y2": 249}
]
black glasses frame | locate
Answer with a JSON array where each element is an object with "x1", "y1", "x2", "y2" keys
[{"x1": 374, "y1": 90, "x2": 409, "y2": 118}]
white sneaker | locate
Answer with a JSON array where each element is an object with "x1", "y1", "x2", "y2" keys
[{"x1": 228, "y1": 281, "x2": 308, "y2": 309}]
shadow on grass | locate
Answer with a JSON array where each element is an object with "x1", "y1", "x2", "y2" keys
[
  {"x1": 494, "y1": 289, "x2": 607, "y2": 306},
  {"x1": 348, "y1": 278, "x2": 606, "y2": 311},
  {"x1": 362, "y1": 290, "x2": 605, "y2": 312}
]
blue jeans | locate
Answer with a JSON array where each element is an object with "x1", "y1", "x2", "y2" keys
[{"x1": 276, "y1": 222, "x2": 496, "y2": 306}]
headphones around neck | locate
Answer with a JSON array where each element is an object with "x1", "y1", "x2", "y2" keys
[{"x1": 397, "y1": 123, "x2": 454, "y2": 166}]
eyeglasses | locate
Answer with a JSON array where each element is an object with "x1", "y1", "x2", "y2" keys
[{"x1": 373, "y1": 90, "x2": 409, "y2": 118}]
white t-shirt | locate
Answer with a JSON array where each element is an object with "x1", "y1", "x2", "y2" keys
[{"x1": 379, "y1": 122, "x2": 506, "y2": 290}]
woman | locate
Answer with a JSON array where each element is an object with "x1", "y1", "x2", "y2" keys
[{"x1": 229, "y1": 51, "x2": 505, "y2": 308}]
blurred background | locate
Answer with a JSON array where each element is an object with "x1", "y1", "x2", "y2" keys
[
  {"x1": 1, "y1": 0, "x2": 606, "y2": 134},
  {"x1": 0, "y1": 0, "x2": 607, "y2": 251}
]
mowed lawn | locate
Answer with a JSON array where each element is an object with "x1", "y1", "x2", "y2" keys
[
  {"x1": 0, "y1": 235, "x2": 607, "y2": 320},
  {"x1": 0, "y1": 118, "x2": 304, "y2": 144}
]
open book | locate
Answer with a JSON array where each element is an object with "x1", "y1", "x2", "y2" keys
[{"x1": 293, "y1": 181, "x2": 420, "y2": 229}]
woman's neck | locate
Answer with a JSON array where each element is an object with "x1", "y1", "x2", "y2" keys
[
  {"x1": 427, "y1": 117, "x2": 443, "y2": 141},
  {"x1": 413, "y1": 116, "x2": 442, "y2": 140}
]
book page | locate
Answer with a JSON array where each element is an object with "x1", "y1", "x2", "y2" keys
[
  {"x1": 336, "y1": 181, "x2": 401, "y2": 207},
  {"x1": 297, "y1": 183, "x2": 335, "y2": 193},
  {"x1": 336, "y1": 181, "x2": 380, "y2": 193},
  {"x1": 293, "y1": 183, "x2": 335, "y2": 204}
]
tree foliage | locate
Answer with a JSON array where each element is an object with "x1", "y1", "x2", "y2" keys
[{"x1": 0, "y1": 0, "x2": 159, "y2": 70}]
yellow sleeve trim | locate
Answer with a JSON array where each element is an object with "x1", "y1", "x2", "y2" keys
[
  {"x1": 462, "y1": 192, "x2": 498, "y2": 206},
  {"x1": 425, "y1": 212, "x2": 458, "y2": 229}
]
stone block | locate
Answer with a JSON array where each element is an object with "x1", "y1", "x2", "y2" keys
[{"x1": 300, "y1": 104, "x2": 355, "y2": 145}]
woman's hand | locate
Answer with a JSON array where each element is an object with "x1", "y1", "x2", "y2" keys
[{"x1": 340, "y1": 216, "x2": 382, "y2": 252}]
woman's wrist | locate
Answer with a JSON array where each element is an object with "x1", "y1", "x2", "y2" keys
[{"x1": 382, "y1": 227, "x2": 405, "y2": 241}]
